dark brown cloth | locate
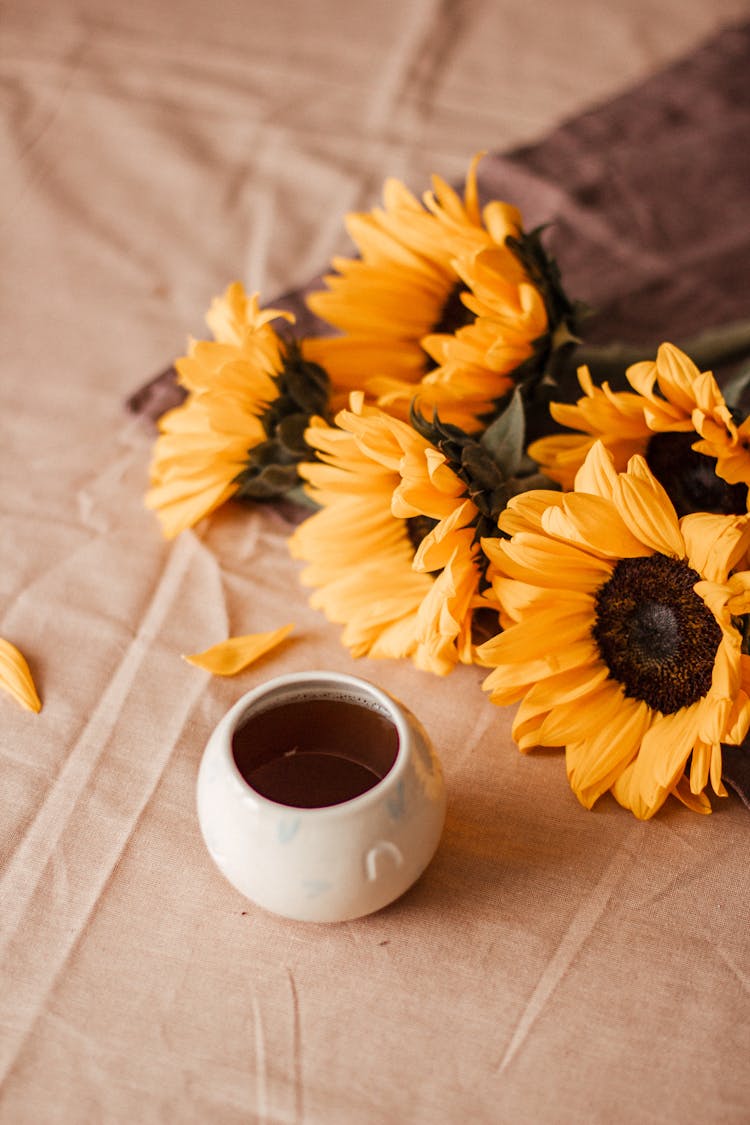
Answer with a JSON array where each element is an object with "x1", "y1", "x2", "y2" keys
[
  {"x1": 128, "y1": 21, "x2": 750, "y2": 421},
  {"x1": 479, "y1": 21, "x2": 750, "y2": 351},
  {"x1": 128, "y1": 20, "x2": 750, "y2": 803}
]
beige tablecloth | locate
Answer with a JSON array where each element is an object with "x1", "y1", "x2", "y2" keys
[{"x1": 2, "y1": 2, "x2": 750, "y2": 1122}]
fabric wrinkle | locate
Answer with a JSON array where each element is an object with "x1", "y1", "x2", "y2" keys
[{"x1": 496, "y1": 827, "x2": 645, "y2": 1074}]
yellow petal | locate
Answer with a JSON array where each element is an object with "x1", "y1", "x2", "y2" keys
[
  {"x1": 573, "y1": 440, "x2": 620, "y2": 499},
  {"x1": 709, "y1": 742, "x2": 728, "y2": 797},
  {"x1": 527, "y1": 433, "x2": 595, "y2": 489},
  {"x1": 145, "y1": 479, "x2": 238, "y2": 539},
  {"x1": 413, "y1": 548, "x2": 479, "y2": 674},
  {"x1": 183, "y1": 625, "x2": 294, "y2": 675},
  {"x1": 542, "y1": 495, "x2": 648, "y2": 559},
  {"x1": 627, "y1": 704, "x2": 701, "y2": 810},
  {"x1": 462, "y1": 151, "x2": 484, "y2": 225},
  {"x1": 0, "y1": 637, "x2": 42, "y2": 713},
  {"x1": 486, "y1": 532, "x2": 612, "y2": 591},
  {"x1": 613, "y1": 457, "x2": 684, "y2": 557},
  {"x1": 513, "y1": 659, "x2": 611, "y2": 751},
  {"x1": 522, "y1": 656, "x2": 610, "y2": 715},
  {"x1": 488, "y1": 576, "x2": 553, "y2": 623},
  {"x1": 682, "y1": 513, "x2": 750, "y2": 584},
  {"x1": 672, "y1": 776, "x2": 712, "y2": 815},
  {"x1": 414, "y1": 506, "x2": 475, "y2": 571},
  {"x1": 481, "y1": 637, "x2": 600, "y2": 705},
  {"x1": 565, "y1": 696, "x2": 650, "y2": 809},
  {"x1": 653, "y1": 343, "x2": 704, "y2": 413},
  {"x1": 368, "y1": 615, "x2": 419, "y2": 661},
  {"x1": 726, "y1": 570, "x2": 750, "y2": 615},
  {"x1": 723, "y1": 686, "x2": 750, "y2": 746},
  {"x1": 481, "y1": 601, "x2": 593, "y2": 666},
  {"x1": 689, "y1": 739, "x2": 711, "y2": 794},
  {"x1": 538, "y1": 678, "x2": 623, "y2": 747},
  {"x1": 498, "y1": 490, "x2": 565, "y2": 535},
  {"x1": 611, "y1": 759, "x2": 666, "y2": 820}
]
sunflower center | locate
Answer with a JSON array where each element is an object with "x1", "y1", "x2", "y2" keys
[
  {"x1": 430, "y1": 283, "x2": 474, "y2": 338},
  {"x1": 234, "y1": 343, "x2": 332, "y2": 502},
  {"x1": 406, "y1": 514, "x2": 439, "y2": 554},
  {"x1": 592, "y1": 554, "x2": 722, "y2": 714},
  {"x1": 645, "y1": 431, "x2": 748, "y2": 517}
]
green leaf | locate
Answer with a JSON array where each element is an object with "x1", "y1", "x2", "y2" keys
[
  {"x1": 480, "y1": 387, "x2": 525, "y2": 478},
  {"x1": 409, "y1": 401, "x2": 469, "y2": 448}
]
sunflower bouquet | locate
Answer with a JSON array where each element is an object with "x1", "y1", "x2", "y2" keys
[{"x1": 143, "y1": 155, "x2": 750, "y2": 820}]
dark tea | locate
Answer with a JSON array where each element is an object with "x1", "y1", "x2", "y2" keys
[{"x1": 231, "y1": 695, "x2": 400, "y2": 808}]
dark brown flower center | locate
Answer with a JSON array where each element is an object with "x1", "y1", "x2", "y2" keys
[
  {"x1": 431, "y1": 282, "x2": 474, "y2": 337},
  {"x1": 422, "y1": 283, "x2": 474, "y2": 373},
  {"x1": 406, "y1": 514, "x2": 439, "y2": 555},
  {"x1": 592, "y1": 554, "x2": 722, "y2": 713},
  {"x1": 645, "y1": 431, "x2": 748, "y2": 517},
  {"x1": 234, "y1": 343, "x2": 332, "y2": 502}
]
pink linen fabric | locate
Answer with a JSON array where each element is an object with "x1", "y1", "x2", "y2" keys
[{"x1": 2, "y1": 3, "x2": 750, "y2": 1122}]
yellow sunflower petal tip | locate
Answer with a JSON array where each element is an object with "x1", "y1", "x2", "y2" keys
[
  {"x1": 0, "y1": 637, "x2": 42, "y2": 713},
  {"x1": 183, "y1": 624, "x2": 295, "y2": 676}
]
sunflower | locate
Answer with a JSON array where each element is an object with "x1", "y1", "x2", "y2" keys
[
  {"x1": 204, "y1": 281, "x2": 288, "y2": 350},
  {"x1": 145, "y1": 375, "x2": 271, "y2": 539},
  {"x1": 145, "y1": 284, "x2": 330, "y2": 538},
  {"x1": 479, "y1": 441, "x2": 750, "y2": 819},
  {"x1": 528, "y1": 342, "x2": 750, "y2": 516},
  {"x1": 303, "y1": 156, "x2": 559, "y2": 430},
  {"x1": 169, "y1": 283, "x2": 293, "y2": 397},
  {"x1": 692, "y1": 401, "x2": 750, "y2": 486},
  {"x1": 375, "y1": 242, "x2": 550, "y2": 429},
  {"x1": 288, "y1": 394, "x2": 496, "y2": 674}
]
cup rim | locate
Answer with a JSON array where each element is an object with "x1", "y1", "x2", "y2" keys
[{"x1": 215, "y1": 670, "x2": 411, "y2": 817}]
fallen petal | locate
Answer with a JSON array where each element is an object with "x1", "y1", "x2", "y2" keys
[
  {"x1": 183, "y1": 624, "x2": 295, "y2": 675},
  {"x1": 0, "y1": 637, "x2": 42, "y2": 713}
]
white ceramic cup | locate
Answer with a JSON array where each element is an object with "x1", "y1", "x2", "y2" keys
[{"x1": 196, "y1": 671, "x2": 446, "y2": 923}]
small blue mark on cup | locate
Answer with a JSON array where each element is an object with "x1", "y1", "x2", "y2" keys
[
  {"x1": 386, "y1": 780, "x2": 406, "y2": 821},
  {"x1": 278, "y1": 817, "x2": 301, "y2": 844},
  {"x1": 302, "y1": 878, "x2": 332, "y2": 898}
]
